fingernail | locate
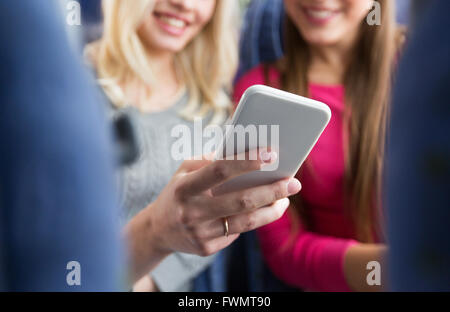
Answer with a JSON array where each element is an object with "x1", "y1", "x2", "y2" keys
[
  {"x1": 260, "y1": 151, "x2": 277, "y2": 164},
  {"x1": 287, "y1": 179, "x2": 301, "y2": 195},
  {"x1": 280, "y1": 198, "x2": 290, "y2": 210}
]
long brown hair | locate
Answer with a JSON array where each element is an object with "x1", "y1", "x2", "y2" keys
[{"x1": 279, "y1": 1, "x2": 404, "y2": 242}]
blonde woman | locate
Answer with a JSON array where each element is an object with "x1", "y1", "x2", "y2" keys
[
  {"x1": 88, "y1": 0, "x2": 235, "y2": 292},
  {"x1": 87, "y1": 0, "x2": 302, "y2": 292}
]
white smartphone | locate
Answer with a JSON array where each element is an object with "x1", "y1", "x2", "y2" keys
[{"x1": 212, "y1": 85, "x2": 331, "y2": 196}]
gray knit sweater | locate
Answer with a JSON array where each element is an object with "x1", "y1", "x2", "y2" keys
[{"x1": 112, "y1": 93, "x2": 217, "y2": 292}]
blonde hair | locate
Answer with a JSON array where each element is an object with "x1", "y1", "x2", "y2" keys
[
  {"x1": 87, "y1": 0, "x2": 238, "y2": 124},
  {"x1": 281, "y1": 0, "x2": 405, "y2": 242}
]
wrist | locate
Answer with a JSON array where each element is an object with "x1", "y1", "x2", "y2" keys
[
  {"x1": 141, "y1": 203, "x2": 172, "y2": 260},
  {"x1": 125, "y1": 203, "x2": 171, "y2": 283},
  {"x1": 133, "y1": 275, "x2": 159, "y2": 292},
  {"x1": 343, "y1": 243, "x2": 386, "y2": 292}
]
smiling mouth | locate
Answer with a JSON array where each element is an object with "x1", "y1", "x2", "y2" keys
[
  {"x1": 302, "y1": 7, "x2": 339, "y2": 24},
  {"x1": 154, "y1": 12, "x2": 189, "y2": 31}
]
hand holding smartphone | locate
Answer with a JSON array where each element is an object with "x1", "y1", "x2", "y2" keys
[{"x1": 213, "y1": 85, "x2": 331, "y2": 195}]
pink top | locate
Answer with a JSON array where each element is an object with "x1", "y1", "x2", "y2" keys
[{"x1": 234, "y1": 65, "x2": 359, "y2": 292}]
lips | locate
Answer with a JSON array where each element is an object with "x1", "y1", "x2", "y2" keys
[
  {"x1": 157, "y1": 14, "x2": 187, "y2": 28},
  {"x1": 306, "y1": 9, "x2": 334, "y2": 19},
  {"x1": 154, "y1": 12, "x2": 190, "y2": 36},
  {"x1": 302, "y1": 7, "x2": 340, "y2": 25}
]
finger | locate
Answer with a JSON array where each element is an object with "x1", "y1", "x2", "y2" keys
[
  {"x1": 196, "y1": 234, "x2": 240, "y2": 257},
  {"x1": 198, "y1": 198, "x2": 290, "y2": 240},
  {"x1": 227, "y1": 198, "x2": 290, "y2": 234},
  {"x1": 200, "y1": 178, "x2": 301, "y2": 220},
  {"x1": 178, "y1": 157, "x2": 213, "y2": 174},
  {"x1": 180, "y1": 159, "x2": 212, "y2": 173},
  {"x1": 180, "y1": 149, "x2": 277, "y2": 195}
]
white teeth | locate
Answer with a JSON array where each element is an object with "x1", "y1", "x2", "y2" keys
[
  {"x1": 307, "y1": 9, "x2": 333, "y2": 19},
  {"x1": 159, "y1": 15, "x2": 186, "y2": 28}
]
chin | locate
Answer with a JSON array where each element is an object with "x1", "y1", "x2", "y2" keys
[
  {"x1": 153, "y1": 39, "x2": 188, "y2": 53},
  {"x1": 162, "y1": 44, "x2": 185, "y2": 53},
  {"x1": 303, "y1": 33, "x2": 343, "y2": 46}
]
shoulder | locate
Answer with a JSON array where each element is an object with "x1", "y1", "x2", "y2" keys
[{"x1": 233, "y1": 64, "x2": 281, "y2": 104}]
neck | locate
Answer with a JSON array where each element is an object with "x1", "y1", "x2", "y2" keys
[
  {"x1": 308, "y1": 31, "x2": 360, "y2": 85},
  {"x1": 310, "y1": 43, "x2": 351, "y2": 69},
  {"x1": 124, "y1": 47, "x2": 182, "y2": 113},
  {"x1": 147, "y1": 49, "x2": 178, "y2": 87}
]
